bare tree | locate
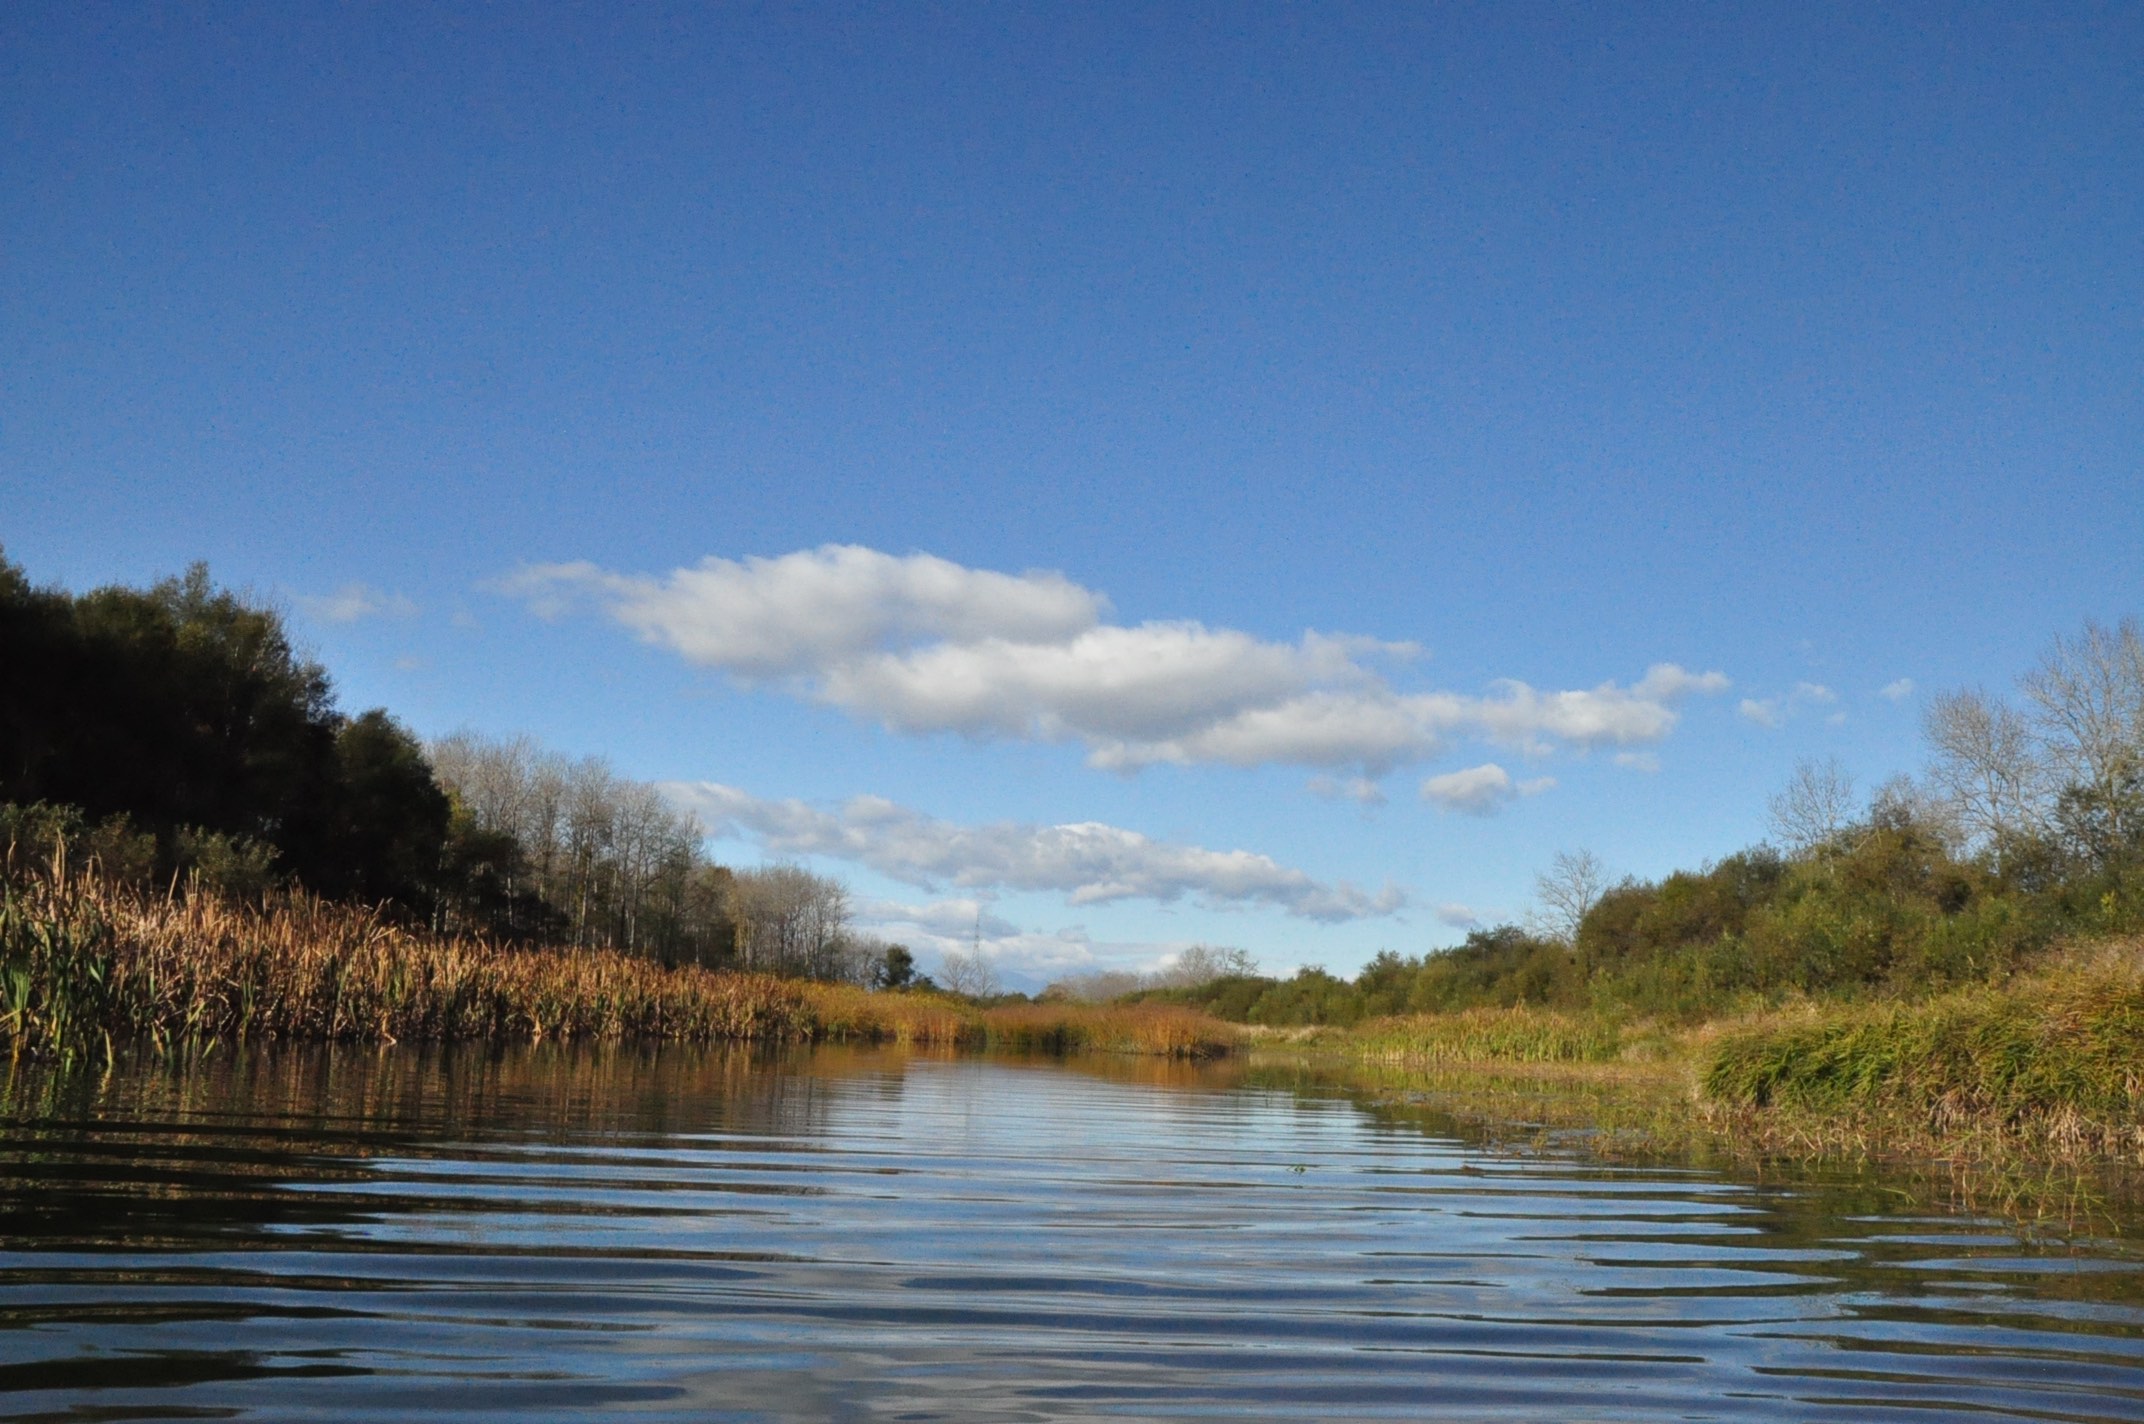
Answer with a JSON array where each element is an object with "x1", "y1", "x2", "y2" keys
[
  {"x1": 1149, "y1": 944, "x2": 1258, "y2": 988},
  {"x1": 1531, "y1": 849, "x2": 1608, "y2": 944},
  {"x1": 730, "y1": 864, "x2": 852, "y2": 978},
  {"x1": 1041, "y1": 969, "x2": 1145, "y2": 1002},
  {"x1": 1922, "y1": 689, "x2": 2050, "y2": 848},
  {"x1": 939, "y1": 948, "x2": 1000, "y2": 998},
  {"x1": 1866, "y1": 772, "x2": 1957, "y2": 840},
  {"x1": 2019, "y1": 617, "x2": 2144, "y2": 853},
  {"x1": 428, "y1": 730, "x2": 735, "y2": 960},
  {"x1": 1767, "y1": 756, "x2": 1859, "y2": 853}
]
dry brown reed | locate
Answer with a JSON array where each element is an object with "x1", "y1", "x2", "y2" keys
[
  {"x1": 979, "y1": 1001, "x2": 1240, "y2": 1058},
  {"x1": 0, "y1": 866, "x2": 1239, "y2": 1064}
]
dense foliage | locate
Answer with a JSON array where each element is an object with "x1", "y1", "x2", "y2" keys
[
  {"x1": 1, "y1": 556, "x2": 448, "y2": 903},
  {"x1": 1145, "y1": 812, "x2": 2140, "y2": 1030}
]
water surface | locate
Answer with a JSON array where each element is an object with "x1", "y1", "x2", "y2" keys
[{"x1": 3, "y1": 1046, "x2": 2142, "y2": 1421}]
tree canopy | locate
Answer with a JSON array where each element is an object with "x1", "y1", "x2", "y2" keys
[{"x1": 1, "y1": 554, "x2": 445, "y2": 898}]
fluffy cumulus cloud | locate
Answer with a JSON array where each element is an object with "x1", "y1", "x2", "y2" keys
[
  {"x1": 506, "y1": 546, "x2": 1729, "y2": 777},
  {"x1": 299, "y1": 583, "x2": 417, "y2": 623},
  {"x1": 496, "y1": 546, "x2": 1101, "y2": 676},
  {"x1": 1417, "y1": 762, "x2": 1556, "y2": 815},
  {"x1": 665, "y1": 782, "x2": 1406, "y2": 923}
]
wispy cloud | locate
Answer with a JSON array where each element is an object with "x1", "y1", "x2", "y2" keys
[
  {"x1": 503, "y1": 546, "x2": 1730, "y2": 775},
  {"x1": 299, "y1": 583, "x2": 417, "y2": 624},
  {"x1": 1434, "y1": 902, "x2": 1481, "y2": 928},
  {"x1": 1417, "y1": 762, "x2": 1555, "y2": 816},
  {"x1": 665, "y1": 782, "x2": 1406, "y2": 923},
  {"x1": 854, "y1": 896, "x2": 1022, "y2": 941},
  {"x1": 1741, "y1": 680, "x2": 1843, "y2": 730},
  {"x1": 1739, "y1": 698, "x2": 1784, "y2": 728},
  {"x1": 1306, "y1": 774, "x2": 1388, "y2": 806},
  {"x1": 1880, "y1": 678, "x2": 1916, "y2": 702},
  {"x1": 1614, "y1": 751, "x2": 1662, "y2": 773}
]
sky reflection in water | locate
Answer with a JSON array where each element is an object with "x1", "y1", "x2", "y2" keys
[{"x1": 2, "y1": 1046, "x2": 2143, "y2": 1421}]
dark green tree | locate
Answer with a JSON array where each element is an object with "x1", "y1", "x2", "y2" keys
[
  {"x1": 303, "y1": 710, "x2": 452, "y2": 905},
  {"x1": 872, "y1": 943, "x2": 918, "y2": 991}
]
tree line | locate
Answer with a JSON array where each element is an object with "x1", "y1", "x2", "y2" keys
[{"x1": 0, "y1": 554, "x2": 899, "y2": 984}]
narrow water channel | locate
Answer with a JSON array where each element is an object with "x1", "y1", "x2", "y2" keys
[{"x1": 2, "y1": 1045, "x2": 2141, "y2": 1421}]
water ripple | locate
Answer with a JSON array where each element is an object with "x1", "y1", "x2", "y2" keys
[{"x1": 1, "y1": 1047, "x2": 2141, "y2": 1421}]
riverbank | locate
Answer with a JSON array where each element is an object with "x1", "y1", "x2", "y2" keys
[
  {"x1": 1243, "y1": 937, "x2": 2144, "y2": 1175},
  {"x1": 0, "y1": 870, "x2": 1235, "y2": 1062},
  {"x1": 13, "y1": 868, "x2": 2144, "y2": 1176}
]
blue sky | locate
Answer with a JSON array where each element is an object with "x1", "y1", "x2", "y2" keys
[{"x1": 5, "y1": 4, "x2": 2139, "y2": 986}]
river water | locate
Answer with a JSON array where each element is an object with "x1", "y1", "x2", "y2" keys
[{"x1": 2, "y1": 1045, "x2": 2142, "y2": 1421}]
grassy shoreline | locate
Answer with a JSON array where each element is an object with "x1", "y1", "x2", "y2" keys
[
  {"x1": 11, "y1": 868, "x2": 2144, "y2": 1182},
  {"x1": 0, "y1": 869, "x2": 1235, "y2": 1064},
  {"x1": 1241, "y1": 937, "x2": 2144, "y2": 1176}
]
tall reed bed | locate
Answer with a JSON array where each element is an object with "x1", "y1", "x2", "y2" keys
[
  {"x1": 980, "y1": 1001, "x2": 1240, "y2": 1058},
  {"x1": 0, "y1": 867, "x2": 823, "y2": 1060},
  {"x1": 801, "y1": 982, "x2": 975, "y2": 1048},
  {"x1": 0, "y1": 866, "x2": 1239, "y2": 1063}
]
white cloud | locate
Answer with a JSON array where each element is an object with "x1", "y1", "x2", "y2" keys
[
  {"x1": 1880, "y1": 678, "x2": 1916, "y2": 702},
  {"x1": 1637, "y1": 665, "x2": 1733, "y2": 699},
  {"x1": 1435, "y1": 902, "x2": 1481, "y2": 928},
  {"x1": 1739, "y1": 698, "x2": 1784, "y2": 728},
  {"x1": 667, "y1": 782, "x2": 1405, "y2": 923},
  {"x1": 824, "y1": 624, "x2": 1377, "y2": 746},
  {"x1": 496, "y1": 546, "x2": 1102, "y2": 677},
  {"x1": 1306, "y1": 774, "x2": 1388, "y2": 806},
  {"x1": 300, "y1": 583, "x2": 417, "y2": 623},
  {"x1": 504, "y1": 546, "x2": 1731, "y2": 776},
  {"x1": 1417, "y1": 762, "x2": 1554, "y2": 815},
  {"x1": 1740, "y1": 681, "x2": 1841, "y2": 730},
  {"x1": 854, "y1": 896, "x2": 1022, "y2": 941},
  {"x1": 1614, "y1": 751, "x2": 1662, "y2": 773},
  {"x1": 844, "y1": 905, "x2": 1227, "y2": 989}
]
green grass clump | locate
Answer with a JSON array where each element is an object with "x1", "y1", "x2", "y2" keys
[
  {"x1": 1703, "y1": 940, "x2": 2144, "y2": 1156},
  {"x1": 1341, "y1": 1005, "x2": 1625, "y2": 1065}
]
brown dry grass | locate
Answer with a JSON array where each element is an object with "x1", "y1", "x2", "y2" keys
[
  {"x1": 0, "y1": 867, "x2": 1234, "y2": 1062},
  {"x1": 980, "y1": 1001, "x2": 1239, "y2": 1058}
]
